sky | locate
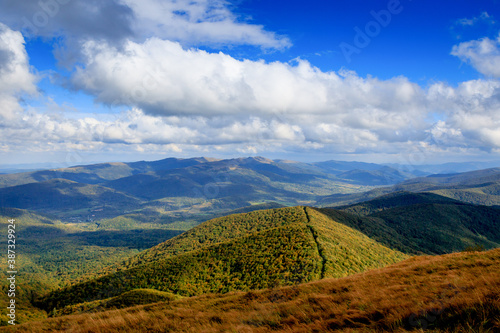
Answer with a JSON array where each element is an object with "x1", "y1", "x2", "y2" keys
[{"x1": 0, "y1": 0, "x2": 500, "y2": 168}]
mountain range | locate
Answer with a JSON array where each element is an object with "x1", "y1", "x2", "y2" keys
[{"x1": 1, "y1": 156, "x2": 500, "y2": 230}]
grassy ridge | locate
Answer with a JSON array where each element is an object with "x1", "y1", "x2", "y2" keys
[{"x1": 7, "y1": 249, "x2": 500, "y2": 332}]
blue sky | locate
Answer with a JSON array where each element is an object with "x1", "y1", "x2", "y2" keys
[{"x1": 0, "y1": 0, "x2": 500, "y2": 167}]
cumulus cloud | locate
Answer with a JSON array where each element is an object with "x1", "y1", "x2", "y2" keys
[
  {"x1": 426, "y1": 79, "x2": 500, "y2": 149},
  {"x1": 1, "y1": 3, "x2": 500, "y2": 161},
  {"x1": 0, "y1": 23, "x2": 38, "y2": 119},
  {"x1": 0, "y1": 31, "x2": 494, "y2": 157},
  {"x1": 70, "y1": 38, "x2": 426, "y2": 127},
  {"x1": 451, "y1": 34, "x2": 500, "y2": 78}
]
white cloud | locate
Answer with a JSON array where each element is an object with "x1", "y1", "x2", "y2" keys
[
  {"x1": 3, "y1": 75, "x2": 499, "y2": 158},
  {"x1": 2, "y1": 8, "x2": 500, "y2": 162},
  {"x1": 426, "y1": 79, "x2": 500, "y2": 150},
  {"x1": 0, "y1": 23, "x2": 38, "y2": 119},
  {"x1": 70, "y1": 38, "x2": 427, "y2": 127},
  {"x1": 451, "y1": 34, "x2": 500, "y2": 78}
]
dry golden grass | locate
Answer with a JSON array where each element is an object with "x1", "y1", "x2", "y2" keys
[{"x1": 3, "y1": 249, "x2": 500, "y2": 332}]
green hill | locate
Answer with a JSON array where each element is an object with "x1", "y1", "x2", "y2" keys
[{"x1": 37, "y1": 206, "x2": 407, "y2": 311}]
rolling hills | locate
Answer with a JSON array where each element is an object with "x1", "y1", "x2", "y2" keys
[
  {"x1": 37, "y1": 206, "x2": 408, "y2": 312},
  {"x1": 6, "y1": 248, "x2": 500, "y2": 332},
  {"x1": 0, "y1": 158, "x2": 215, "y2": 188},
  {"x1": 0, "y1": 179, "x2": 142, "y2": 218}
]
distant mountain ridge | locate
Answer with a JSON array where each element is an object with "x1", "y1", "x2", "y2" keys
[
  {"x1": 318, "y1": 167, "x2": 500, "y2": 207},
  {"x1": 0, "y1": 156, "x2": 409, "y2": 223}
]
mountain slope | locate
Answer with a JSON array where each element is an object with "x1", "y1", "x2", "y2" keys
[
  {"x1": 401, "y1": 167, "x2": 500, "y2": 186},
  {"x1": 13, "y1": 249, "x2": 500, "y2": 332},
  {"x1": 103, "y1": 157, "x2": 358, "y2": 201},
  {"x1": 370, "y1": 203, "x2": 500, "y2": 254},
  {"x1": 37, "y1": 206, "x2": 407, "y2": 311},
  {"x1": 319, "y1": 192, "x2": 500, "y2": 255},
  {"x1": 338, "y1": 191, "x2": 461, "y2": 216},
  {"x1": 0, "y1": 208, "x2": 173, "y2": 325}
]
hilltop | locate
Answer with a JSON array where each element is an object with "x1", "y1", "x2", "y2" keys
[
  {"x1": 37, "y1": 206, "x2": 407, "y2": 312},
  {"x1": 7, "y1": 248, "x2": 500, "y2": 332}
]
